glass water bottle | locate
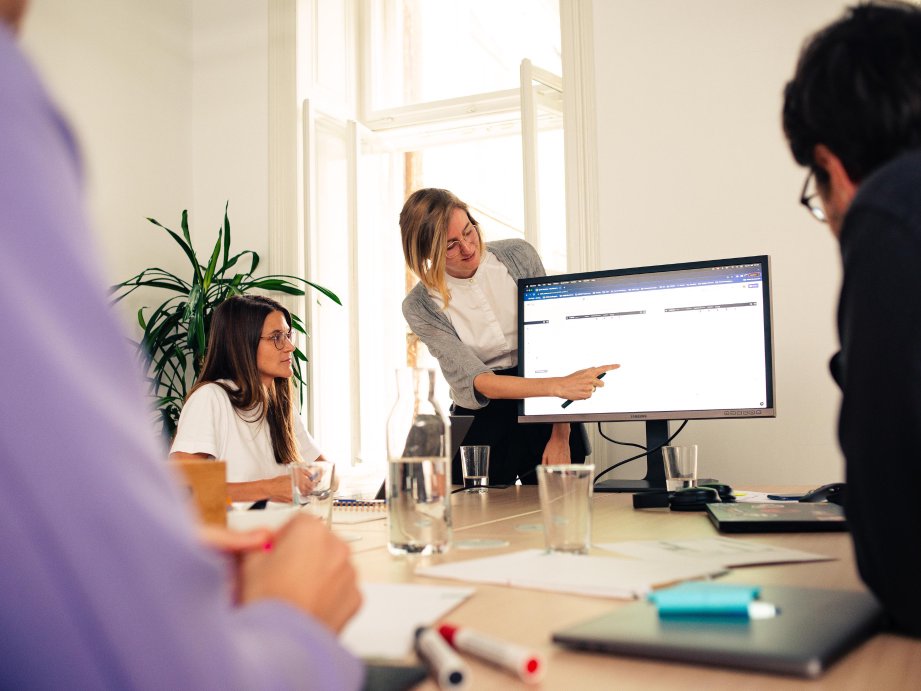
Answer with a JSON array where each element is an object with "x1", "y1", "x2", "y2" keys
[{"x1": 385, "y1": 368, "x2": 452, "y2": 555}]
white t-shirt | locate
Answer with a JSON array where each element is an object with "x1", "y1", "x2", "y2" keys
[
  {"x1": 433, "y1": 251, "x2": 519, "y2": 369},
  {"x1": 171, "y1": 381, "x2": 322, "y2": 483}
]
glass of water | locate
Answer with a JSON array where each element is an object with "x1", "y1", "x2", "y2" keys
[
  {"x1": 290, "y1": 460, "x2": 335, "y2": 525},
  {"x1": 460, "y1": 445, "x2": 490, "y2": 493}
]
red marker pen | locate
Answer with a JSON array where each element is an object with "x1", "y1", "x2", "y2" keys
[{"x1": 438, "y1": 624, "x2": 544, "y2": 684}]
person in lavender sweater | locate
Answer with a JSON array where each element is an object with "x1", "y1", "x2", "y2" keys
[{"x1": 0, "y1": 1, "x2": 363, "y2": 687}]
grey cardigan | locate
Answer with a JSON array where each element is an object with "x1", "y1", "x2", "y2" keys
[{"x1": 402, "y1": 238, "x2": 546, "y2": 409}]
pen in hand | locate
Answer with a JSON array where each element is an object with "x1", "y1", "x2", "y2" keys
[{"x1": 561, "y1": 371, "x2": 607, "y2": 409}]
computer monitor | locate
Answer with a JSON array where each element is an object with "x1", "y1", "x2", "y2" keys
[{"x1": 517, "y1": 255, "x2": 775, "y2": 492}]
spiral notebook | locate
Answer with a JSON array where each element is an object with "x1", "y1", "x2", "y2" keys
[{"x1": 332, "y1": 498, "x2": 387, "y2": 524}]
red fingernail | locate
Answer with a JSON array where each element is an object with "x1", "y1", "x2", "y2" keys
[{"x1": 263, "y1": 540, "x2": 273, "y2": 552}]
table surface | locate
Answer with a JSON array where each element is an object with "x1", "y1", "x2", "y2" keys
[{"x1": 343, "y1": 486, "x2": 921, "y2": 690}]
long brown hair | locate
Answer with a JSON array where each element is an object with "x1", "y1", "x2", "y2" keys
[
  {"x1": 190, "y1": 295, "x2": 299, "y2": 466},
  {"x1": 399, "y1": 188, "x2": 482, "y2": 307}
]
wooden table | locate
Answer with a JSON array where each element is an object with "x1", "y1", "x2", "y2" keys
[{"x1": 348, "y1": 487, "x2": 921, "y2": 690}]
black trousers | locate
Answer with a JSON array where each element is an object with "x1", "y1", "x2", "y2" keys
[{"x1": 451, "y1": 368, "x2": 586, "y2": 485}]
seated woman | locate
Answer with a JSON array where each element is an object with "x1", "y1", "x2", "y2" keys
[{"x1": 170, "y1": 294, "x2": 323, "y2": 504}]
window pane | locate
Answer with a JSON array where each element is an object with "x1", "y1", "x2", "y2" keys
[
  {"x1": 369, "y1": 0, "x2": 561, "y2": 110},
  {"x1": 415, "y1": 133, "x2": 525, "y2": 242}
]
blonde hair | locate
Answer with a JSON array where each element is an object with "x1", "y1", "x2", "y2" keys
[{"x1": 399, "y1": 188, "x2": 483, "y2": 307}]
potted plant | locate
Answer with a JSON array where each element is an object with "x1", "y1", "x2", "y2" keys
[{"x1": 111, "y1": 203, "x2": 339, "y2": 440}]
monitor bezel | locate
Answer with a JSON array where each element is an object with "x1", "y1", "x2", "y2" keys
[{"x1": 516, "y1": 254, "x2": 776, "y2": 424}]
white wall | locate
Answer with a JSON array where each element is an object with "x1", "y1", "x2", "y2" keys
[
  {"x1": 20, "y1": 0, "x2": 270, "y2": 332},
  {"x1": 20, "y1": 0, "x2": 194, "y2": 328},
  {"x1": 191, "y1": 1, "x2": 268, "y2": 265},
  {"x1": 590, "y1": 0, "x2": 850, "y2": 486}
]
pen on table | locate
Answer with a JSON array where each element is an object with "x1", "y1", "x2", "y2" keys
[
  {"x1": 415, "y1": 626, "x2": 469, "y2": 689},
  {"x1": 437, "y1": 623, "x2": 545, "y2": 684},
  {"x1": 561, "y1": 371, "x2": 607, "y2": 409}
]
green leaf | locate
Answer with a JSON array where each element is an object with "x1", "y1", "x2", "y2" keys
[
  {"x1": 222, "y1": 201, "x2": 231, "y2": 269},
  {"x1": 202, "y1": 229, "x2": 222, "y2": 293},
  {"x1": 148, "y1": 215, "x2": 203, "y2": 286}
]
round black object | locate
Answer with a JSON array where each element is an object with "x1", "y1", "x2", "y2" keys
[
  {"x1": 669, "y1": 486, "x2": 721, "y2": 511},
  {"x1": 698, "y1": 482, "x2": 736, "y2": 503}
]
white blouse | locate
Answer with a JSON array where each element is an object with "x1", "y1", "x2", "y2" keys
[
  {"x1": 431, "y1": 251, "x2": 519, "y2": 369},
  {"x1": 171, "y1": 381, "x2": 322, "y2": 483}
]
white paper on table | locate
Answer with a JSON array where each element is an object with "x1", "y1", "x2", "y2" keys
[
  {"x1": 732, "y1": 490, "x2": 798, "y2": 503},
  {"x1": 415, "y1": 549, "x2": 725, "y2": 600},
  {"x1": 340, "y1": 583, "x2": 474, "y2": 660},
  {"x1": 226, "y1": 505, "x2": 298, "y2": 531},
  {"x1": 596, "y1": 536, "x2": 833, "y2": 568}
]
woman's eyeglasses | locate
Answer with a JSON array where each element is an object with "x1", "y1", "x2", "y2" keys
[
  {"x1": 446, "y1": 224, "x2": 478, "y2": 258},
  {"x1": 261, "y1": 329, "x2": 296, "y2": 350}
]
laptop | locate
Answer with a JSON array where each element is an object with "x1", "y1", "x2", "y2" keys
[
  {"x1": 706, "y1": 502, "x2": 847, "y2": 533},
  {"x1": 372, "y1": 415, "x2": 474, "y2": 500},
  {"x1": 553, "y1": 585, "x2": 882, "y2": 678}
]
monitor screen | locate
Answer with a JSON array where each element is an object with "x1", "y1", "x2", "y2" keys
[
  {"x1": 518, "y1": 256, "x2": 775, "y2": 424},
  {"x1": 518, "y1": 255, "x2": 775, "y2": 492}
]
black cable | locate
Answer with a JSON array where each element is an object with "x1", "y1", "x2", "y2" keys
[
  {"x1": 596, "y1": 423, "x2": 646, "y2": 451},
  {"x1": 592, "y1": 420, "x2": 689, "y2": 484}
]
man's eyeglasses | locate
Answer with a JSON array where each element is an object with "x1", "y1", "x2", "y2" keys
[
  {"x1": 800, "y1": 171, "x2": 827, "y2": 223},
  {"x1": 261, "y1": 329, "x2": 296, "y2": 350},
  {"x1": 446, "y1": 224, "x2": 478, "y2": 258}
]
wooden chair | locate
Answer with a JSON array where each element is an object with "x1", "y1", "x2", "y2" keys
[{"x1": 169, "y1": 459, "x2": 228, "y2": 526}]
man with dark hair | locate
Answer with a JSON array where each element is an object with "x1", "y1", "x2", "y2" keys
[{"x1": 783, "y1": 1, "x2": 921, "y2": 637}]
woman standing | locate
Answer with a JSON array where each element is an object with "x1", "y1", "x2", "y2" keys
[
  {"x1": 170, "y1": 295, "x2": 324, "y2": 504},
  {"x1": 400, "y1": 188, "x2": 617, "y2": 485}
]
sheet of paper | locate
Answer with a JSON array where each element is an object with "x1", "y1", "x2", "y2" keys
[
  {"x1": 733, "y1": 490, "x2": 797, "y2": 503},
  {"x1": 226, "y1": 505, "x2": 297, "y2": 531},
  {"x1": 415, "y1": 549, "x2": 725, "y2": 600},
  {"x1": 340, "y1": 583, "x2": 474, "y2": 660},
  {"x1": 596, "y1": 537, "x2": 833, "y2": 567}
]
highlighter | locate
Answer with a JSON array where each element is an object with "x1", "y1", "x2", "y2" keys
[{"x1": 649, "y1": 583, "x2": 779, "y2": 619}]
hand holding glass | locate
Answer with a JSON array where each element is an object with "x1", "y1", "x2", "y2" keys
[{"x1": 290, "y1": 460, "x2": 335, "y2": 525}]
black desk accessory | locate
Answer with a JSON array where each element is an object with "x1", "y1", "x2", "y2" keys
[
  {"x1": 632, "y1": 483, "x2": 735, "y2": 511},
  {"x1": 706, "y1": 502, "x2": 847, "y2": 533}
]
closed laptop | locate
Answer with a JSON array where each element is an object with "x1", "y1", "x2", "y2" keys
[{"x1": 553, "y1": 585, "x2": 881, "y2": 678}]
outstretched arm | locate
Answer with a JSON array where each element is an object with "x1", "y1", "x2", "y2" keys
[{"x1": 474, "y1": 364, "x2": 619, "y2": 401}]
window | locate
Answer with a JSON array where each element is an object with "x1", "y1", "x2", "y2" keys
[{"x1": 293, "y1": 0, "x2": 590, "y2": 483}]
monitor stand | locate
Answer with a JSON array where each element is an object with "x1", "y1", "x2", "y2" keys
[{"x1": 594, "y1": 420, "x2": 669, "y2": 493}]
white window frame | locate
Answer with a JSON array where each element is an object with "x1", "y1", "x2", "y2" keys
[{"x1": 267, "y1": 0, "x2": 599, "y2": 472}]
